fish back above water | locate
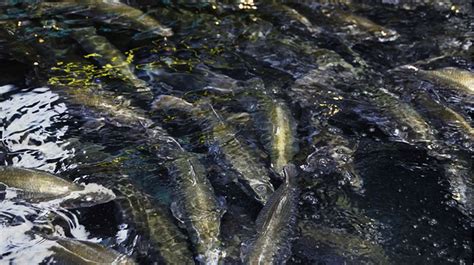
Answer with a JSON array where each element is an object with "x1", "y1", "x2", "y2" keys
[
  {"x1": 0, "y1": 166, "x2": 82, "y2": 202},
  {"x1": 244, "y1": 164, "x2": 300, "y2": 265},
  {"x1": 45, "y1": 237, "x2": 137, "y2": 265},
  {"x1": 70, "y1": 26, "x2": 153, "y2": 99},
  {"x1": 421, "y1": 67, "x2": 474, "y2": 94},
  {"x1": 170, "y1": 152, "x2": 225, "y2": 264}
]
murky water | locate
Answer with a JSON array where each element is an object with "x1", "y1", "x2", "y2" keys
[{"x1": 0, "y1": 1, "x2": 472, "y2": 264}]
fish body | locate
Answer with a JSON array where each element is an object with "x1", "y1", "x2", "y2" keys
[
  {"x1": 420, "y1": 67, "x2": 474, "y2": 94},
  {"x1": 370, "y1": 88, "x2": 436, "y2": 144},
  {"x1": 0, "y1": 166, "x2": 82, "y2": 202},
  {"x1": 203, "y1": 104, "x2": 275, "y2": 205},
  {"x1": 170, "y1": 152, "x2": 224, "y2": 264},
  {"x1": 37, "y1": 1, "x2": 172, "y2": 37},
  {"x1": 70, "y1": 27, "x2": 153, "y2": 98},
  {"x1": 112, "y1": 179, "x2": 195, "y2": 264},
  {"x1": 86, "y1": 0, "x2": 173, "y2": 37},
  {"x1": 323, "y1": 8, "x2": 399, "y2": 41},
  {"x1": 413, "y1": 93, "x2": 474, "y2": 148},
  {"x1": 0, "y1": 167, "x2": 115, "y2": 208},
  {"x1": 153, "y1": 96, "x2": 275, "y2": 204},
  {"x1": 46, "y1": 237, "x2": 136, "y2": 265},
  {"x1": 244, "y1": 164, "x2": 299, "y2": 265}
]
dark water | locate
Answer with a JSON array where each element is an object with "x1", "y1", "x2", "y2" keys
[{"x1": 0, "y1": 1, "x2": 472, "y2": 264}]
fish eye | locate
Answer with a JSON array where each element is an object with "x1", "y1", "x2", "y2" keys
[{"x1": 255, "y1": 185, "x2": 267, "y2": 193}]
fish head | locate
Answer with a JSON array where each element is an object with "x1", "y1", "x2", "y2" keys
[
  {"x1": 60, "y1": 184, "x2": 116, "y2": 209},
  {"x1": 250, "y1": 181, "x2": 274, "y2": 205}
]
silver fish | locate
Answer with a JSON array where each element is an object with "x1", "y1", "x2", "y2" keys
[
  {"x1": 0, "y1": 167, "x2": 114, "y2": 208},
  {"x1": 45, "y1": 237, "x2": 137, "y2": 265},
  {"x1": 170, "y1": 152, "x2": 225, "y2": 264},
  {"x1": 70, "y1": 27, "x2": 153, "y2": 98},
  {"x1": 418, "y1": 67, "x2": 474, "y2": 94},
  {"x1": 413, "y1": 92, "x2": 473, "y2": 148},
  {"x1": 322, "y1": 8, "x2": 399, "y2": 41},
  {"x1": 111, "y1": 177, "x2": 195, "y2": 264},
  {"x1": 36, "y1": 1, "x2": 172, "y2": 37},
  {"x1": 243, "y1": 164, "x2": 299, "y2": 265},
  {"x1": 259, "y1": 98, "x2": 299, "y2": 176}
]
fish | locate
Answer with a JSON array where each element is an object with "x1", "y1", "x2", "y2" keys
[
  {"x1": 259, "y1": 98, "x2": 299, "y2": 176},
  {"x1": 45, "y1": 237, "x2": 137, "y2": 265},
  {"x1": 35, "y1": 1, "x2": 173, "y2": 37},
  {"x1": 152, "y1": 95, "x2": 275, "y2": 205},
  {"x1": 298, "y1": 221, "x2": 391, "y2": 264},
  {"x1": 322, "y1": 8, "x2": 399, "y2": 41},
  {"x1": 413, "y1": 92, "x2": 474, "y2": 149},
  {"x1": 110, "y1": 177, "x2": 195, "y2": 264},
  {"x1": 368, "y1": 87, "x2": 437, "y2": 144},
  {"x1": 170, "y1": 152, "x2": 225, "y2": 264},
  {"x1": 418, "y1": 67, "x2": 474, "y2": 94},
  {"x1": 70, "y1": 27, "x2": 153, "y2": 99},
  {"x1": 0, "y1": 167, "x2": 115, "y2": 208},
  {"x1": 366, "y1": 81, "x2": 473, "y2": 215},
  {"x1": 243, "y1": 164, "x2": 300, "y2": 265},
  {"x1": 259, "y1": 3, "x2": 320, "y2": 34}
]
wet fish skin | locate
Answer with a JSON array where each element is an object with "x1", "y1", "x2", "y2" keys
[
  {"x1": 323, "y1": 8, "x2": 399, "y2": 41},
  {"x1": 0, "y1": 167, "x2": 116, "y2": 208},
  {"x1": 0, "y1": 166, "x2": 82, "y2": 202},
  {"x1": 46, "y1": 237, "x2": 137, "y2": 265},
  {"x1": 111, "y1": 178, "x2": 195, "y2": 265},
  {"x1": 65, "y1": 89, "x2": 153, "y2": 129},
  {"x1": 420, "y1": 67, "x2": 474, "y2": 94},
  {"x1": 370, "y1": 88, "x2": 436, "y2": 144},
  {"x1": 413, "y1": 92, "x2": 474, "y2": 147},
  {"x1": 210, "y1": 118, "x2": 275, "y2": 205},
  {"x1": 39, "y1": 0, "x2": 173, "y2": 37},
  {"x1": 152, "y1": 96, "x2": 275, "y2": 205},
  {"x1": 244, "y1": 164, "x2": 300, "y2": 265},
  {"x1": 70, "y1": 27, "x2": 153, "y2": 99},
  {"x1": 265, "y1": 99, "x2": 299, "y2": 176},
  {"x1": 170, "y1": 152, "x2": 224, "y2": 264}
]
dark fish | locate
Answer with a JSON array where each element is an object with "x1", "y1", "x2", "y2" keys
[
  {"x1": 243, "y1": 164, "x2": 300, "y2": 265},
  {"x1": 70, "y1": 27, "x2": 153, "y2": 99},
  {"x1": 153, "y1": 95, "x2": 275, "y2": 205},
  {"x1": 306, "y1": 127, "x2": 364, "y2": 193},
  {"x1": 170, "y1": 152, "x2": 225, "y2": 264},
  {"x1": 45, "y1": 237, "x2": 137, "y2": 265},
  {"x1": 35, "y1": 1, "x2": 173, "y2": 37},
  {"x1": 417, "y1": 67, "x2": 474, "y2": 95}
]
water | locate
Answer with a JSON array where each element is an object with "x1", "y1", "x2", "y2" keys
[{"x1": 0, "y1": 1, "x2": 472, "y2": 264}]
